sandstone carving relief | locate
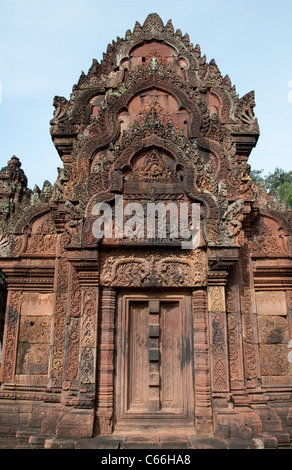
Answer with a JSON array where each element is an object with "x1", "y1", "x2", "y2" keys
[{"x1": 100, "y1": 249, "x2": 207, "y2": 287}]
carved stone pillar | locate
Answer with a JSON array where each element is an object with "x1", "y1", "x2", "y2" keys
[
  {"x1": 192, "y1": 289, "x2": 212, "y2": 433},
  {"x1": 66, "y1": 249, "x2": 100, "y2": 406},
  {"x1": 226, "y1": 264, "x2": 245, "y2": 392},
  {"x1": 95, "y1": 286, "x2": 115, "y2": 435},
  {"x1": 239, "y1": 242, "x2": 261, "y2": 388},
  {"x1": 50, "y1": 233, "x2": 70, "y2": 389},
  {"x1": 62, "y1": 263, "x2": 82, "y2": 394},
  {"x1": 55, "y1": 249, "x2": 99, "y2": 439},
  {"x1": 0, "y1": 290, "x2": 20, "y2": 384},
  {"x1": 79, "y1": 285, "x2": 99, "y2": 400},
  {"x1": 208, "y1": 285, "x2": 230, "y2": 394}
]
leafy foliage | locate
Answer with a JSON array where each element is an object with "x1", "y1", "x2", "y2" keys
[{"x1": 250, "y1": 167, "x2": 292, "y2": 209}]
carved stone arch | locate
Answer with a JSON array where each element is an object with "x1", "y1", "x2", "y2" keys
[
  {"x1": 108, "y1": 79, "x2": 206, "y2": 137},
  {"x1": 83, "y1": 132, "x2": 220, "y2": 248},
  {"x1": 112, "y1": 135, "x2": 196, "y2": 191},
  {"x1": 261, "y1": 211, "x2": 291, "y2": 236},
  {"x1": 196, "y1": 139, "x2": 227, "y2": 178},
  {"x1": 117, "y1": 85, "x2": 193, "y2": 138},
  {"x1": 128, "y1": 39, "x2": 180, "y2": 60},
  {"x1": 201, "y1": 87, "x2": 233, "y2": 125},
  {"x1": 12, "y1": 204, "x2": 57, "y2": 256},
  {"x1": 13, "y1": 204, "x2": 52, "y2": 235},
  {"x1": 88, "y1": 92, "x2": 106, "y2": 117},
  {"x1": 78, "y1": 80, "x2": 209, "y2": 167},
  {"x1": 77, "y1": 83, "x2": 209, "y2": 186},
  {"x1": 250, "y1": 210, "x2": 292, "y2": 257}
]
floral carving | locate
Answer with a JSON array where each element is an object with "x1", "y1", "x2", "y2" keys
[
  {"x1": 1, "y1": 292, "x2": 20, "y2": 383},
  {"x1": 210, "y1": 311, "x2": 229, "y2": 392},
  {"x1": 100, "y1": 249, "x2": 207, "y2": 287}
]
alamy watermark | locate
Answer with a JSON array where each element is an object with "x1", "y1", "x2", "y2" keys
[{"x1": 92, "y1": 195, "x2": 200, "y2": 249}]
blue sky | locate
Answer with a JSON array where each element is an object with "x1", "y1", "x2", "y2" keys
[{"x1": 0, "y1": 0, "x2": 291, "y2": 189}]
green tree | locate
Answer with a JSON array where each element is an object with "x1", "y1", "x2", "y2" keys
[{"x1": 250, "y1": 167, "x2": 292, "y2": 209}]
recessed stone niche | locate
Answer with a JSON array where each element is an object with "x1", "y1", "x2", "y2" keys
[
  {"x1": 16, "y1": 293, "x2": 53, "y2": 378},
  {"x1": 256, "y1": 291, "x2": 291, "y2": 377}
]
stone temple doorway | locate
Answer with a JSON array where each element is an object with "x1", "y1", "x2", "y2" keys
[{"x1": 114, "y1": 291, "x2": 194, "y2": 431}]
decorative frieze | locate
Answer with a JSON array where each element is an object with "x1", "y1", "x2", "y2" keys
[{"x1": 100, "y1": 249, "x2": 207, "y2": 287}]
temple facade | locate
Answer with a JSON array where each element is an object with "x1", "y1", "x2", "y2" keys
[{"x1": 0, "y1": 14, "x2": 292, "y2": 448}]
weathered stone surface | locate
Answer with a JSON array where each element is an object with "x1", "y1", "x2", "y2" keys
[
  {"x1": 256, "y1": 291, "x2": 287, "y2": 316},
  {"x1": 258, "y1": 316, "x2": 288, "y2": 344},
  {"x1": 0, "y1": 13, "x2": 291, "y2": 448},
  {"x1": 259, "y1": 344, "x2": 292, "y2": 376}
]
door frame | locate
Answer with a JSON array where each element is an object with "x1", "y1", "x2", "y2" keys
[{"x1": 115, "y1": 289, "x2": 195, "y2": 430}]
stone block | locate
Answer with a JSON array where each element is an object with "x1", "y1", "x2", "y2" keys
[
  {"x1": 253, "y1": 406, "x2": 282, "y2": 432},
  {"x1": 56, "y1": 409, "x2": 94, "y2": 439},
  {"x1": 258, "y1": 316, "x2": 288, "y2": 344},
  {"x1": 214, "y1": 410, "x2": 262, "y2": 439},
  {"x1": 259, "y1": 344, "x2": 292, "y2": 376},
  {"x1": 256, "y1": 291, "x2": 287, "y2": 316}
]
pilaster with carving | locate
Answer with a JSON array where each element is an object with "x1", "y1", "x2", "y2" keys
[
  {"x1": 95, "y1": 287, "x2": 115, "y2": 434},
  {"x1": 49, "y1": 233, "x2": 69, "y2": 389},
  {"x1": 226, "y1": 278, "x2": 245, "y2": 391},
  {"x1": 79, "y1": 285, "x2": 99, "y2": 399},
  {"x1": 287, "y1": 291, "x2": 292, "y2": 340},
  {"x1": 239, "y1": 242, "x2": 261, "y2": 388},
  {"x1": 192, "y1": 289, "x2": 212, "y2": 432},
  {"x1": 208, "y1": 286, "x2": 230, "y2": 394},
  {"x1": 0, "y1": 291, "x2": 20, "y2": 383},
  {"x1": 62, "y1": 263, "x2": 82, "y2": 394}
]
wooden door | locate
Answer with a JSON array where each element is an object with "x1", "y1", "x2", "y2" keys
[{"x1": 115, "y1": 292, "x2": 194, "y2": 429}]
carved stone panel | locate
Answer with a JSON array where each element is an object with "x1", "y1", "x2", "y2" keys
[
  {"x1": 256, "y1": 291, "x2": 287, "y2": 316},
  {"x1": 0, "y1": 291, "x2": 20, "y2": 383},
  {"x1": 209, "y1": 311, "x2": 230, "y2": 392},
  {"x1": 100, "y1": 249, "x2": 207, "y2": 287},
  {"x1": 14, "y1": 293, "x2": 54, "y2": 383},
  {"x1": 256, "y1": 290, "x2": 292, "y2": 381}
]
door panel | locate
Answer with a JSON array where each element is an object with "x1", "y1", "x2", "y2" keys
[
  {"x1": 116, "y1": 292, "x2": 194, "y2": 428},
  {"x1": 160, "y1": 301, "x2": 182, "y2": 412},
  {"x1": 128, "y1": 302, "x2": 149, "y2": 412}
]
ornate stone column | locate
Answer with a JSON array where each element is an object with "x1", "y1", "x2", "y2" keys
[
  {"x1": 65, "y1": 248, "x2": 100, "y2": 406},
  {"x1": 226, "y1": 263, "x2": 245, "y2": 393},
  {"x1": 55, "y1": 248, "x2": 100, "y2": 439},
  {"x1": 239, "y1": 242, "x2": 261, "y2": 388},
  {"x1": 208, "y1": 284, "x2": 230, "y2": 399},
  {"x1": 192, "y1": 289, "x2": 212, "y2": 432},
  {"x1": 95, "y1": 286, "x2": 115, "y2": 435},
  {"x1": 0, "y1": 290, "x2": 20, "y2": 384},
  {"x1": 50, "y1": 233, "x2": 70, "y2": 389},
  {"x1": 207, "y1": 247, "x2": 239, "y2": 402},
  {"x1": 62, "y1": 263, "x2": 82, "y2": 394}
]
